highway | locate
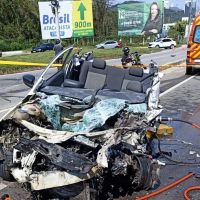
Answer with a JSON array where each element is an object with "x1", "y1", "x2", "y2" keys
[
  {"x1": 0, "y1": 46, "x2": 187, "y2": 117},
  {"x1": 1, "y1": 66, "x2": 200, "y2": 199},
  {"x1": 107, "y1": 46, "x2": 187, "y2": 66}
]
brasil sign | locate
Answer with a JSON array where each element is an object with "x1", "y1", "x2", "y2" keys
[{"x1": 39, "y1": 0, "x2": 94, "y2": 39}]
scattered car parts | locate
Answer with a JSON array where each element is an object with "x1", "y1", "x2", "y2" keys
[{"x1": 0, "y1": 46, "x2": 165, "y2": 199}]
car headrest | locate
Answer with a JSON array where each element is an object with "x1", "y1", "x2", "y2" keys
[
  {"x1": 92, "y1": 59, "x2": 106, "y2": 69},
  {"x1": 126, "y1": 81, "x2": 143, "y2": 93},
  {"x1": 129, "y1": 67, "x2": 143, "y2": 77}
]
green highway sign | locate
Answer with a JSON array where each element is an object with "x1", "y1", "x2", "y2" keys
[{"x1": 78, "y1": 2, "x2": 86, "y2": 21}]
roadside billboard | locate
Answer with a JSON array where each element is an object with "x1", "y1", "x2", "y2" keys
[
  {"x1": 38, "y1": 0, "x2": 94, "y2": 39},
  {"x1": 118, "y1": 0, "x2": 164, "y2": 36},
  {"x1": 72, "y1": 0, "x2": 94, "y2": 37}
]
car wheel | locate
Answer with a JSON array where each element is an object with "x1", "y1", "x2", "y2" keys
[
  {"x1": 186, "y1": 67, "x2": 193, "y2": 75},
  {"x1": 41, "y1": 183, "x2": 84, "y2": 199},
  {"x1": 155, "y1": 45, "x2": 160, "y2": 48},
  {"x1": 115, "y1": 46, "x2": 119, "y2": 48},
  {"x1": 100, "y1": 46, "x2": 104, "y2": 49},
  {"x1": 170, "y1": 44, "x2": 175, "y2": 49}
]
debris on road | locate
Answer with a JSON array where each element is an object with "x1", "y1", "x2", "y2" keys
[{"x1": 0, "y1": 46, "x2": 178, "y2": 199}]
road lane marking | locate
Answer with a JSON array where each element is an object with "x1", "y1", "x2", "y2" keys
[
  {"x1": 0, "y1": 183, "x2": 7, "y2": 190},
  {"x1": 0, "y1": 107, "x2": 13, "y2": 114},
  {"x1": 160, "y1": 75, "x2": 196, "y2": 97}
]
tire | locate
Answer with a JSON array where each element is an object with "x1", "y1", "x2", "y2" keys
[
  {"x1": 170, "y1": 44, "x2": 175, "y2": 49},
  {"x1": 186, "y1": 67, "x2": 193, "y2": 75},
  {"x1": 42, "y1": 183, "x2": 84, "y2": 199},
  {"x1": 100, "y1": 46, "x2": 104, "y2": 49},
  {"x1": 155, "y1": 45, "x2": 160, "y2": 48}
]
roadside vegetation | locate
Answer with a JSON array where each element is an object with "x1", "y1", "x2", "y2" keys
[
  {"x1": 0, "y1": 46, "x2": 161, "y2": 74},
  {"x1": 0, "y1": 0, "x2": 187, "y2": 74},
  {"x1": 0, "y1": 0, "x2": 187, "y2": 51}
]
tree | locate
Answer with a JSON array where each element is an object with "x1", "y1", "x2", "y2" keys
[
  {"x1": 0, "y1": 0, "x2": 40, "y2": 41},
  {"x1": 168, "y1": 20, "x2": 187, "y2": 41},
  {"x1": 93, "y1": 0, "x2": 117, "y2": 38}
]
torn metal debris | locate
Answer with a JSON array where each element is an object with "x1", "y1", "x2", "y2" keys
[{"x1": 0, "y1": 47, "x2": 165, "y2": 199}]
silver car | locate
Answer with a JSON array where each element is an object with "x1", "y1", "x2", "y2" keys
[{"x1": 96, "y1": 40, "x2": 119, "y2": 49}]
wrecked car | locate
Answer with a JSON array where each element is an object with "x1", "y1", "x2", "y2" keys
[{"x1": 0, "y1": 46, "x2": 163, "y2": 199}]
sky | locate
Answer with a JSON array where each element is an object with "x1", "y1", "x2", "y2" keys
[{"x1": 115, "y1": 0, "x2": 192, "y2": 10}]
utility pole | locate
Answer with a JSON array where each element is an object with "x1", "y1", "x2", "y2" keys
[
  {"x1": 51, "y1": 0, "x2": 61, "y2": 40},
  {"x1": 162, "y1": 0, "x2": 165, "y2": 38}
]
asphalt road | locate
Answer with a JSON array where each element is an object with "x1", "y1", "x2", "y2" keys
[
  {"x1": 1, "y1": 48, "x2": 196, "y2": 200},
  {"x1": 142, "y1": 70, "x2": 200, "y2": 200},
  {"x1": 107, "y1": 46, "x2": 186, "y2": 66},
  {"x1": 0, "y1": 66, "x2": 199, "y2": 200},
  {"x1": 0, "y1": 46, "x2": 187, "y2": 118}
]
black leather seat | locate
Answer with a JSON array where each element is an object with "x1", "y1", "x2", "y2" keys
[{"x1": 40, "y1": 59, "x2": 155, "y2": 103}]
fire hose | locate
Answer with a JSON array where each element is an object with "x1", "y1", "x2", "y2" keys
[{"x1": 137, "y1": 117, "x2": 200, "y2": 200}]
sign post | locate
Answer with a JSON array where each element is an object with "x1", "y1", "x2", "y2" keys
[{"x1": 51, "y1": 0, "x2": 61, "y2": 40}]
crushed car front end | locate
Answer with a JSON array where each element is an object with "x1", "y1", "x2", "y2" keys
[{"x1": 0, "y1": 46, "x2": 164, "y2": 199}]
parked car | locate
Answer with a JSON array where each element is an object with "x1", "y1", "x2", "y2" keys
[
  {"x1": 31, "y1": 43, "x2": 54, "y2": 53},
  {"x1": 148, "y1": 38, "x2": 176, "y2": 49},
  {"x1": 96, "y1": 40, "x2": 119, "y2": 49}
]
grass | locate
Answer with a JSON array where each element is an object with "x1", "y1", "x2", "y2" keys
[{"x1": 0, "y1": 46, "x2": 161, "y2": 74}]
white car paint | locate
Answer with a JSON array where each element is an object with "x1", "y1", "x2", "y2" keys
[
  {"x1": 148, "y1": 38, "x2": 176, "y2": 49},
  {"x1": 96, "y1": 40, "x2": 119, "y2": 49}
]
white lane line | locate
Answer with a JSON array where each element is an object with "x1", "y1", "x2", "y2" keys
[
  {"x1": 0, "y1": 183, "x2": 7, "y2": 190},
  {"x1": 160, "y1": 75, "x2": 196, "y2": 97},
  {"x1": 0, "y1": 107, "x2": 13, "y2": 113}
]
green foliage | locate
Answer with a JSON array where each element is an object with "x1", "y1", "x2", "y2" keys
[
  {"x1": 0, "y1": 0, "x2": 41, "y2": 50},
  {"x1": 0, "y1": 39, "x2": 35, "y2": 51},
  {"x1": 168, "y1": 21, "x2": 187, "y2": 41},
  {"x1": 0, "y1": 0, "x2": 157, "y2": 51},
  {"x1": 0, "y1": 40, "x2": 9, "y2": 51},
  {"x1": 93, "y1": 0, "x2": 118, "y2": 38},
  {"x1": 164, "y1": 9, "x2": 184, "y2": 23},
  {"x1": 0, "y1": 43, "x2": 160, "y2": 74}
]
